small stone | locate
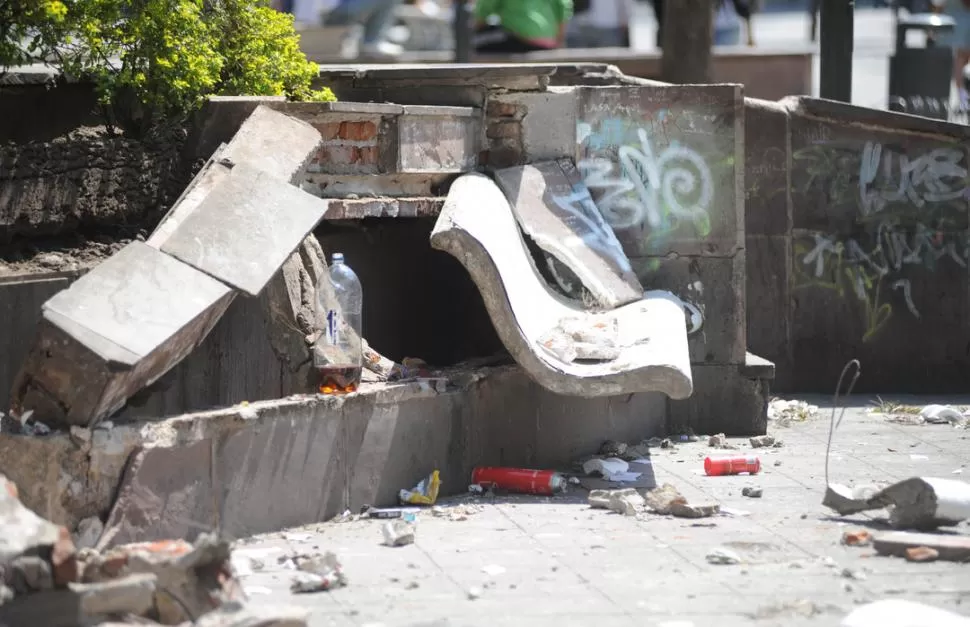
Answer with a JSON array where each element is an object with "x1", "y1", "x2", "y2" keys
[
  {"x1": 706, "y1": 548, "x2": 742, "y2": 565},
  {"x1": 840, "y1": 567, "x2": 866, "y2": 580},
  {"x1": 708, "y1": 433, "x2": 735, "y2": 449},
  {"x1": 669, "y1": 501, "x2": 720, "y2": 519},
  {"x1": 74, "y1": 516, "x2": 104, "y2": 550},
  {"x1": 749, "y1": 435, "x2": 776, "y2": 448},
  {"x1": 905, "y1": 546, "x2": 939, "y2": 562},
  {"x1": 599, "y1": 440, "x2": 628, "y2": 457},
  {"x1": 607, "y1": 489, "x2": 645, "y2": 516},
  {"x1": 587, "y1": 489, "x2": 613, "y2": 509},
  {"x1": 467, "y1": 586, "x2": 482, "y2": 600},
  {"x1": 382, "y1": 521, "x2": 416, "y2": 547},
  {"x1": 841, "y1": 530, "x2": 872, "y2": 547},
  {"x1": 644, "y1": 483, "x2": 684, "y2": 514},
  {"x1": 742, "y1": 487, "x2": 764, "y2": 499}
]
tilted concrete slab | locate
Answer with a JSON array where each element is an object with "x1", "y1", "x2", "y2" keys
[
  {"x1": 430, "y1": 173, "x2": 692, "y2": 399},
  {"x1": 10, "y1": 242, "x2": 235, "y2": 427},
  {"x1": 159, "y1": 164, "x2": 329, "y2": 297},
  {"x1": 493, "y1": 160, "x2": 643, "y2": 309},
  {"x1": 148, "y1": 105, "x2": 322, "y2": 249}
]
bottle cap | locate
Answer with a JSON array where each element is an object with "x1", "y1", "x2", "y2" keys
[{"x1": 332, "y1": 252, "x2": 344, "y2": 264}]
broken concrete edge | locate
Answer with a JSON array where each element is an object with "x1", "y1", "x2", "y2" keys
[
  {"x1": 0, "y1": 368, "x2": 497, "y2": 533},
  {"x1": 431, "y1": 173, "x2": 693, "y2": 400},
  {"x1": 778, "y1": 95, "x2": 970, "y2": 140}
]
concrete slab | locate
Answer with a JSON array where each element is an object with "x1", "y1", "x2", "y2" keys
[
  {"x1": 159, "y1": 164, "x2": 328, "y2": 296},
  {"x1": 493, "y1": 160, "x2": 643, "y2": 309},
  {"x1": 149, "y1": 105, "x2": 322, "y2": 248},
  {"x1": 10, "y1": 242, "x2": 235, "y2": 426},
  {"x1": 430, "y1": 173, "x2": 692, "y2": 399}
]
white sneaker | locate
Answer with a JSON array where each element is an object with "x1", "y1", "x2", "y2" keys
[{"x1": 359, "y1": 40, "x2": 403, "y2": 59}]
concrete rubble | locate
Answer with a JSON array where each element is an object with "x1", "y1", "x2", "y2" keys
[{"x1": 0, "y1": 473, "x2": 306, "y2": 626}]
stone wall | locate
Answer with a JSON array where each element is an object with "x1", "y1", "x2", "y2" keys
[{"x1": 745, "y1": 96, "x2": 970, "y2": 392}]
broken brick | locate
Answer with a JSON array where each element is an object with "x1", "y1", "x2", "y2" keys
[{"x1": 905, "y1": 546, "x2": 940, "y2": 562}]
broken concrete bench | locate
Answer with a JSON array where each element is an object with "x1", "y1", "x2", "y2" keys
[{"x1": 432, "y1": 172, "x2": 693, "y2": 399}]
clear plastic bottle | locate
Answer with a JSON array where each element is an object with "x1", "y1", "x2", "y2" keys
[{"x1": 314, "y1": 252, "x2": 363, "y2": 394}]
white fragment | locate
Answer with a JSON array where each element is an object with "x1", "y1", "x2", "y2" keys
[{"x1": 481, "y1": 564, "x2": 506, "y2": 577}]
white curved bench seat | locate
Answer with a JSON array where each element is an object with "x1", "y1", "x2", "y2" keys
[{"x1": 431, "y1": 173, "x2": 693, "y2": 399}]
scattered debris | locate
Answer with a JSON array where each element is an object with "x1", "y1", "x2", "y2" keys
[
  {"x1": 382, "y1": 521, "x2": 416, "y2": 547},
  {"x1": 842, "y1": 599, "x2": 970, "y2": 627},
  {"x1": 752, "y1": 599, "x2": 832, "y2": 620},
  {"x1": 466, "y1": 586, "x2": 482, "y2": 600},
  {"x1": 472, "y1": 467, "x2": 567, "y2": 495},
  {"x1": 741, "y1": 487, "x2": 763, "y2": 499},
  {"x1": 598, "y1": 440, "x2": 627, "y2": 457},
  {"x1": 708, "y1": 433, "x2": 736, "y2": 449},
  {"x1": 749, "y1": 435, "x2": 782, "y2": 448},
  {"x1": 768, "y1": 398, "x2": 819, "y2": 426},
  {"x1": 904, "y1": 546, "x2": 940, "y2": 562},
  {"x1": 581, "y1": 458, "x2": 640, "y2": 482},
  {"x1": 840, "y1": 567, "x2": 866, "y2": 580},
  {"x1": 824, "y1": 477, "x2": 970, "y2": 530},
  {"x1": 874, "y1": 530, "x2": 970, "y2": 562},
  {"x1": 921, "y1": 404, "x2": 969, "y2": 427},
  {"x1": 643, "y1": 484, "x2": 719, "y2": 519},
  {"x1": 705, "y1": 548, "x2": 742, "y2": 565},
  {"x1": 705, "y1": 455, "x2": 761, "y2": 476},
  {"x1": 193, "y1": 600, "x2": 310, "y2": 627},
  {"x1": 290, "y1": 552, "x2": 346, "y2": 593},
  {"x1": 646, "y1": 437, "x2": 674, "y2": 449},
  {"x1": 431, "y1": 504, "x2": 483, "y2": 521},
  {"x1": 644, "y1": 483, "x2": 684, "y2": 514},
  {"x1": 841, "y1": 530, "x2": 873, "y2": 547},
  {"x1": 399, "y1": 470, "x2": 441, "y2": 505}
]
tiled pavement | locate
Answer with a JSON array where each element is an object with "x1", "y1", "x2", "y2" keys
[{"x1": 231, "y1": 396, "x2": 970, "y2": 627}]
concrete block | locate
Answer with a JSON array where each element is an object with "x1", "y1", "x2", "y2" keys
[
  {"x1": 493, "y1": 160, "x2": 643, "y2": 309},
  {"x1": 574, "y1": 85, "x2": 744, "y2": 258},
  {"x1": 667, "y1": 363, "x2": 770, "y2": 436},
  {"x1": 430, "y1": 173, "x2": 692, "y2": 399},
  {"x1": 490, "y1": 88, "x2": 578, "y2": 165},
  {"x1": 11, "y1": 242, "x2": 235, "y2": 427},
  {"x1": 397, "y1": 106, "x2": 481, "y2": 173},
  {"x1": 149, "y1": 105, "x2": 322, "y2": 248},
  {"x1": 159, "y1": 163, "x2": 328, "y2": 296}
]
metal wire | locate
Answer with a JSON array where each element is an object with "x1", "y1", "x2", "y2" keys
[{"x1": 825, "y1": 359, "x2": 862, "y2": 487}]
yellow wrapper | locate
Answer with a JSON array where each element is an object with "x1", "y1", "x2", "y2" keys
[{"x1": 399, "y1": 470, "x2": 441, "y2": 505}]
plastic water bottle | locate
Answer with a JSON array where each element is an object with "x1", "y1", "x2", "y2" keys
[{"x1": 315, "y1": 252, "x2": 363, "y2": 394}]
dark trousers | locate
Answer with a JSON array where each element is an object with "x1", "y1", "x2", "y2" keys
[{"x1": 474, "y1": 24, "x2": 549, "y2": 54}]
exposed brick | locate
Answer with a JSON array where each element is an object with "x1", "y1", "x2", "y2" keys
[
  {"x1": 340, "y1": 121, "x2": 378, "y2": 142},
  {"x1": 357, "y1": 145, "x2": 378, "y2": 165},
  {"x1": 315, "y1": 122, "x2": 341, "y2": 140},
  {"x1": 487, "y1": 101, "x2": 522, "y2": 118},
  {"x1": 487, "y1": 141, "x2": 523, "y2": 169},
  {"x1": 486, "y1": 121, "x2": 521, "y2": 140}
]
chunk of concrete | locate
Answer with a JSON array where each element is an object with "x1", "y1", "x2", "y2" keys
[
  {"x1": 430, "y1": 173, "x2": 692, "y2": 399},
  {"x1": 149, "y1": 105, "x2": 322, "y2": 248},
  {"x1": 493, "y1": 160, "x2": 643, "y2": 309},
  {"x1": 10, "y1": 241, "x2": 235, "y2": 427},
  {"x1": 159, "y1": 163, "x2": 328, "y2": 296},
  {"x1": 191, "y1": 600, "x2": 309, "y2": 627}
]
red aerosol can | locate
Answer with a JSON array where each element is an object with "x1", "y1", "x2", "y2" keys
[
  {"x1": 704, "y1": 455, "x2": 761, "y2": 476},
  {"x1": 471, "y1": 467, "x2": 567, "y2": 495}
]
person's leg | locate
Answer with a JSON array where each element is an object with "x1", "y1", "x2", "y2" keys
[{"x1": 360, "y1": 0, "x2": 405, "y2": 45}]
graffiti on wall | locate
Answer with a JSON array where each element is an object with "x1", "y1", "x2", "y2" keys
[
  {"x1": 576, "y1": 116, "x2": 717, "y2": 252},
  {"x1": 793, "y1": 139, "x2": 970, "y2": 342},
  {"x1": 571, "y1": 111, "x2": 731, "y2": 336}
]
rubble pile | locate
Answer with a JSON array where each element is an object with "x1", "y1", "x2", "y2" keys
[{"x1": 0, "y1": 474, "x2": 307, "y2": 627}]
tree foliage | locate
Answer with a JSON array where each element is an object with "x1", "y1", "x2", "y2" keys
[{"x1": 1, "y1": 0, "x2": 335, "y2": 134}]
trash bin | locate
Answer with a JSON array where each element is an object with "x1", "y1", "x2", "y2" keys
[{"x1": 888, "y1": 13, "x2": 955, "y2": 120}]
